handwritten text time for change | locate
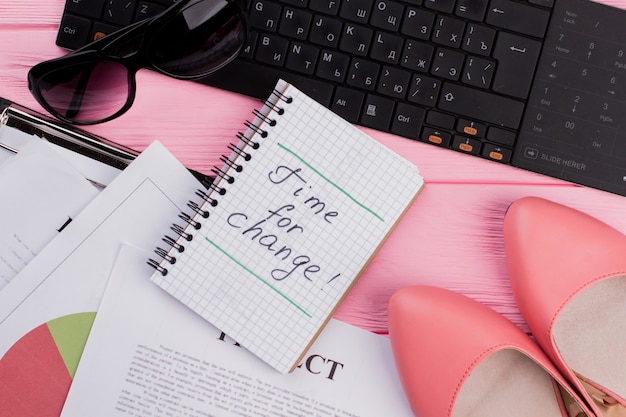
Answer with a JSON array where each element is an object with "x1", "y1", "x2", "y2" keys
[{"x1": 225, "y1": 165, "x2": 343, "y2": 287}]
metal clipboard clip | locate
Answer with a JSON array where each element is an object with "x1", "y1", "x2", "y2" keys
[
  {"x1": 0, "y1": 104, "x2": 138, "y2": 170},
  {"x1": 0, "y1": 103, "x2": 212, "y2": 187}
]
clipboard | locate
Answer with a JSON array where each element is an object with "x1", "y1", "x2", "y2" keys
[{"x1": 0, "y1": 98, "x2": 212, "y2": 186}]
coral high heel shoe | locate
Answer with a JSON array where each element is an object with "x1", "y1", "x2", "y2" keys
[
  {"x1": 504, "y1": 197, "x2": 626, "y2": 417},
  {"x1": 388, "y1": 286, "x2": 592, "y2": 417}
]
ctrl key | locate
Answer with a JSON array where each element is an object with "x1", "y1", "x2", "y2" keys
[
  {"x1": 56, "y1": 15, "x2": 91, "y2": 50},
  {"x1": 391, "y1": 103, "x2": 426, "y2": 140}
]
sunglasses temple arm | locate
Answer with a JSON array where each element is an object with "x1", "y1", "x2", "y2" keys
[{"x1": 64, "y1": 63, "x2": 97, "y2": 120}]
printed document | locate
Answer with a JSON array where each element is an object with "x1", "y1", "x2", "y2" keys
[
  {"x1": 0, "y1": 139, "x2": 99, "y2": 290},
  {"x1": 0, "y1": 142, "x2": 201, "y2": 417},
  {"x1": 61, "y1": 245, "x2": 413, "y2": 417}
]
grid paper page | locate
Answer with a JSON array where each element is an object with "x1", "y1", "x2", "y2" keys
[{"x1": 152, "y1": 80, "x2": 424, "y2": 373}]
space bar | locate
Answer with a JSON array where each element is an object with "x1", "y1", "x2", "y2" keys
[
  {"x1": 437, "y1": 83, "x2": 526, "y2": 129},
  {"x1": 200, "y1": 59, "x2": 334, "y2": 106}
]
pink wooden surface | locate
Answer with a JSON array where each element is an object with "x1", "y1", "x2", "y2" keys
[{"x1": 2, "y1": 0, "x2": 626, "y2": 334}]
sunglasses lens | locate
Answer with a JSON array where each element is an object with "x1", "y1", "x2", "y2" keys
[
  {"x1": 36, "y1": 60, "x2": 130, "y2": 124},
  {"x1": 149, "y1": 0, "x2": 247, "y2": 77}
]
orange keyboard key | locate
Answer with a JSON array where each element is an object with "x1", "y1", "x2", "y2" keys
[
  {"x1": 428, "y1": 135, "x2": 443, "y2": 144},
  {"x1": 453, "y1": 136, "x2": 481, "y2": 155},
  {"x1": 421, "y1": 128, "x2": 451, "y2": 147},
  {"x1": 457, "y1": 118, "x2": 486, "y2": 137},
  {"x1": 459, "y1": 143, "x2": 474, "y2": 152},
  {"x1": 482, "y1": 144, "x2": 513, "y2": 163},
  {"x1": 489, "y1": 151, "x2": 504, "y2": 160},
  {"x1": 463, "y1": 126, "x2": 478, "y2": 136}
]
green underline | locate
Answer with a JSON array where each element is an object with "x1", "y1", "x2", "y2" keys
[
  {"x1": 205, "y1": 238, "x2": 312, "y2": 318},
  {"x1": 276, "y1": 142, "x2": 384, "y2": 222}
]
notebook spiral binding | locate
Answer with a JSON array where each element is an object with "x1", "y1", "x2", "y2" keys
[{"x1": 147, "y1": 88, "x2": 293, "y2": 276}]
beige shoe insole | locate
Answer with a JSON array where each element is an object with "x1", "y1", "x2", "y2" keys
[
  {"x1": 453, "y1": 349, "x2": 574, "y2": 417},
  {"x1": 554, "y1": 275, "x2": 626, "y2": 414}
]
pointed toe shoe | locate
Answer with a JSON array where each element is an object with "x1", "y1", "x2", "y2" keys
[
  {"x1": 388, "y1": 285, "x2": 592, "y2": 417},
  {"x1": 504, "y1": 196, "x2": 626, "y2": 417}
]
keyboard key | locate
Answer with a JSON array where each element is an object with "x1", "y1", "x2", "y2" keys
[
  {"x1": 400, "y1": 40, "x2": 433, "y2": 72},
  {"x1": 56, "y1": 14, "x2": 91, "y2": 50},
  {"x1": 92, "y1": 22, "x2": 121, "y2": 42},
  {"x1": 279, "y1": 8, "x2": 312, "y2": 40},
  {"x1": 347, "y1": 58, "x2": 380, "y2": 90},
  {"x1": 452, "y1": 135, "x2": 481, "y2": 155},
  {"x1": 431, "y1": 48, "x2": 464, "y2": 81},
  {"x1": 408, "y1": 74, "x2": 441, "y2": 106},
  {"x1": 250, "y1": 0, "x2": 282, "y2": 32},
  {"x1": 370, "y1": 31, "x2": 404, "y2": 64},
  {"x1": 370, "y1": 1, "x2": 404, "y2": 32},
  {"x1": 310, "y1": 15, "x2": 342, "y2": 48},
  {"x1": 332, "y1": 87, "x2": 365, "y2": 122},
  {"x1": 339, "y1": 23, "x2": 373, "y2": 56},
  {"x1": 285, "y1": 42, "x2": 319, "y2": 74},
  {"x1": 361, "y1": 95, "x2": 395, "y2": 130},
  {"x1": 282, "y1": 0, "x2": 309, "y2": 6},
  {"x1": 438, "y1": 82, "x2": 525, "y2": 129},
  {"x1": 310, "y1": 1, "x2": 340, "y2": 15},
  {"x1": 455, "y1": 0, "x2": 488, "y2": 21},
  {"x1": 486, "y1": 0, "x2": 550, "y2": 39},
  {"x1": 529, "y1": 0, "x2": 554, "y2": 7},
  {"x1": 420, "y1": 127, "x2": 452, "y2": 146},
  {"x1": 487, "y1": 127, "x2": 517, "y2": 147},
  {"x1": 462, "y1": 56, "x2": 495, "y2": 89},
  {"x1": 285, "y1": 77, "x2": 334, "y2": 106},
  {"x1": 401, "y1": 7, "x2": 434, "y2": 40},
  {"x1": 103, "y1": 0, "x2": 137, "y2": 26},
  {"x1": 432, "y1": 16, "x2": 465, "y2": 48},
  {"x1": 392, "y1": 103, "x2": 426, "y2": 139},
  {"x1": 424, "y1": 0, "x2": 455, "y2": 14},
  {"x1": 255, "y1": 34, "x2": 289, "y2": 66},
  {"x1": 240, "y1": 32, "x2": 259, "y2": 59},
  {"x1": 457, "y1": 119, "x2": 486, "y2": 137},
  {"x1": 462, "y1": 23, "x2": 495, "y2": 56},
  {"x1": 316, "y1": 50, "x2": 350, "y2": 82},
  {"x1": 492, "y1": 32, "x2": 542, "y2": 99},
  {"x1": 340, "y1": 0, "x2": 374, "y2": 23},
  {"x1": 482, "y1": 143, "x2": 513, "y2": 163},
  {"x1": 426, "y1": 110, "x2": 455, "y2": 129},
  {"x1": 64, "y1": 0, "x2": 106, "y2": 18},
  {"x1": 135, "y1": 1, "x2": 166, "y2": 21},
  {"x1": 377, "y1": 66, "x2": 411, "y2": 99}
]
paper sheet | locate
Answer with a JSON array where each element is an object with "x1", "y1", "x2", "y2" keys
[
  {"x1": 61, "y1": 244, "x2": 413, "y2": 417},
  {"x1": 0, "y1": 139, "x2": 99, "y2": 290},
  {"x1": 0, "y1": 141, "x2": 201, "y2": 417},
  {"x1": 0, "y1": 125, "x2": 122, "y2": 187},
  {"x1": 152, "y1": 80, "x2": 424, "y2": 373}
]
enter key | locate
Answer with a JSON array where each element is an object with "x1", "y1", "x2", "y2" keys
[{"x1": 492, "y1": 32, "x2": 542, "y2": 100}]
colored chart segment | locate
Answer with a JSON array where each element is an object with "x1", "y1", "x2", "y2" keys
[
  {"x1": 48, "y1": 312, "x2": 95, "y2": 378},
  {"x1": 0, "y1": 312, "x2": 96, "y2": 417}
]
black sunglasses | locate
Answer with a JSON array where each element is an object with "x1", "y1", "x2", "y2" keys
[{"x1": 28, "y1": 0, "x2": 249, "y2": 125}]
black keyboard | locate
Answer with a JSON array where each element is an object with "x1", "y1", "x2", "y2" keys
[{"x1": 56, "y1": 0, "x2": 626, "y2": 197}]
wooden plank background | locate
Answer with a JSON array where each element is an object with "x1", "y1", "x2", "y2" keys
[{"x1": 2, "y1": 0, "x2": 626, "y2": 334}]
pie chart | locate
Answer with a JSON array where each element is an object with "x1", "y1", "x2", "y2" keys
[{"x1": 0, "y1": 312, "x2": 96, "y2": 416}]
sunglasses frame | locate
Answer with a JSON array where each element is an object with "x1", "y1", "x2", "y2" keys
[{"x1": 28, "y1": 0, "x2": 249, "y2": 125}]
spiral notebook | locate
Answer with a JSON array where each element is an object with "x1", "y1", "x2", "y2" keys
[{"x1": 150, "y1": 80, "x2": 424, "y2": 373}]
